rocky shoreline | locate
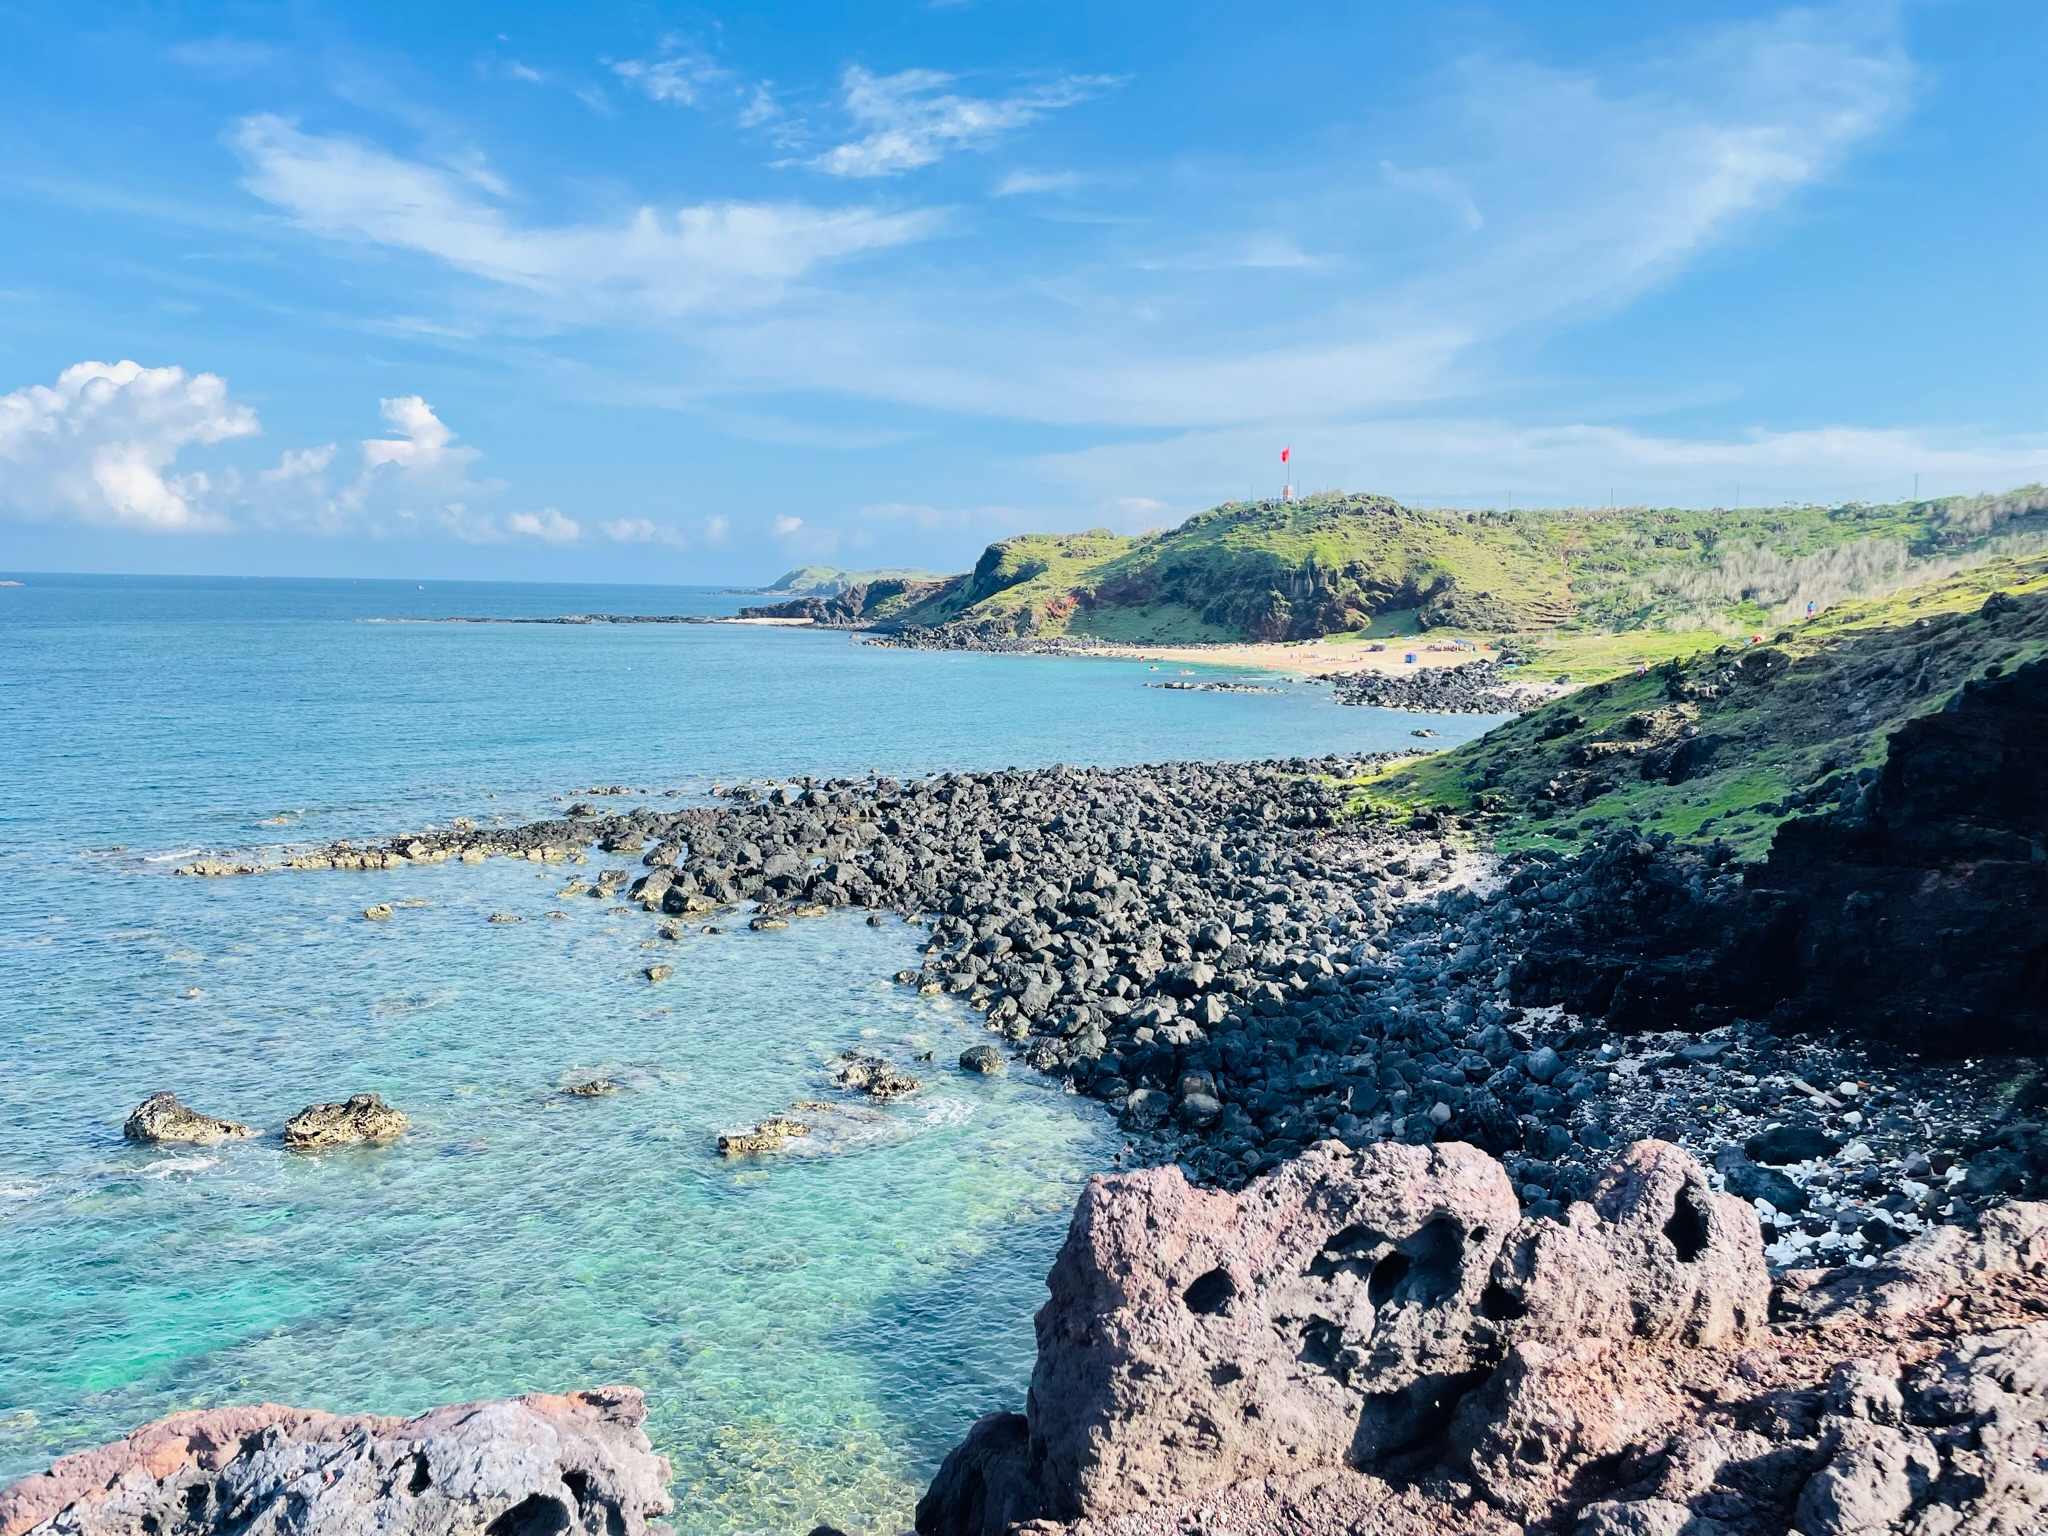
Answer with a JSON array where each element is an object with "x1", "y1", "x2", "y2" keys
[
  {"x1": 167, "y1": 755, "x2": 2032, "y2": 1264},
  {"x1": 1318, "y1": 656, "x2": 1548, "y2": 713}
]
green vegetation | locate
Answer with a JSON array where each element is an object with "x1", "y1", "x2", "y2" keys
[
  {"x1": 1349, "y1": 553, "x2": 2048, "y2": 861},
  {"x1": 766, "y1": 564, "x2": 946, "y2": 595},
  {"x1": 873, "y1": 484, "x2": 2048, "y2": 650}
]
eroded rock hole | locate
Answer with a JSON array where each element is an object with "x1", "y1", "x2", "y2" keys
[
  {"x1": 1298, "y1": 1317, "x2": 1347, "y2": 1378},
  {"x1": 407, "y1": 1454, "x2": 431, "y2": 1496},
  {"x1": 1307, "y1": 1223, "x2": 1385, "y2": 1280},
  {"x1": 1371, "y1": 1217, "x2": 1465, "y2": 1309},
  {"x1": 485, "y1": 1494, "x2": 571, "y2": 1536},
  {"x1": 1367, "y1": 1251, "x2": 1412, "y2": 1307},
  {"x1": 1665, "y1": 1184, "x2": 1712, "y2": 1263},
  {"x1": 1480, "y1": 1280, "x2": 1527, "y2": 1321},
  {"x1": 1184, "y1": 1267, "x2": 1237, "y2": 1316}
]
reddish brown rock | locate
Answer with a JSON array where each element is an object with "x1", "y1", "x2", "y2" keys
[{"x1": 918, "y1": 1139, "x2": 2048, "y2": 1536}]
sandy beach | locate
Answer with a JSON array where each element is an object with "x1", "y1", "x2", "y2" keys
[{"x1": 1057, "y1": 635, "x2": 1503, "y2": 677}]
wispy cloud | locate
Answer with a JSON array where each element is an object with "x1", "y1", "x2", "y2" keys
[
  {"x1": 609, "y1": 44, "x2": 725, "y2": 107},
  {"x1": 812, "y1": 66, "x2": 1121, "y2": 178},
  {"x1": 229, "y1": 115, "x2": 946, "y2": 318},
  {"x1": 168, "y1": 36, "x2": 281, "y2": 79},
  {"x1": 1379, "y1": 160, "x2": 1483, "y2": 231},
  {"x1": 991, "y1": 168, "x2": 1092, "y2": 197},
  {"x1": 1033, "y1": 417, "x2": 2048, "y2": 513}
]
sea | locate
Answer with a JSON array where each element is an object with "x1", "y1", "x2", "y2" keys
[{"x1": 0, "y1": 573, "x2": 1499, "y2": 1534}]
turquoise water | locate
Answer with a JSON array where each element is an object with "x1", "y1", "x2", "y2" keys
[{"x1": 0, "y1": 574, "x2": 1497, "y2": 1533}]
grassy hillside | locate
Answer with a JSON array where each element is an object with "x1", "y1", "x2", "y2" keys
[
  {"x1": 1349, "y1": 552, "x2": 2048, "y2": 860},
  {"x1": 765, "y1": 564, "x2": 945, "y2": 594},
  {"x1": 876, "y1": 485, "x2": 2048, "y2": 646}
]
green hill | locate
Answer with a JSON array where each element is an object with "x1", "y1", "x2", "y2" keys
[
  {"x1": 764, "y1": 564, "x2": 945, "y2": 595},
  {"x1": 874, "y1": 485, "x2": 2048, "y2": 645},
  {"x1": 1349, "y1": 551, "x2": 2048, "y2": 860}
]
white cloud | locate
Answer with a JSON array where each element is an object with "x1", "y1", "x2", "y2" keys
[
  {"x1": 507, "y1": 507, "x2": 581, "y2": 542},
  {"x1": 610, "y1": 47, "x2": 725, "y2": 107},
  {"x1": 361, "y1": 395, "x2": 458, "y2": 471},
  {"x1": 703, "y1": 514, "x2": 731, "y2": 544},
  {"x1": 812, "y1": 66, "x2": 1120, "y2": 178},
  {"x1": 599, "y1": 516, "x2": 701, "y2": 549},
  {"x1": 738, "y1": 82, "x2": 783, "y2": 129},
  {"x1": 503, "y1": 61, "x2": 547, "y2": 85},
  {"x1": 684, "y1": 4, "x2": 1912, "y2": 434},
  {"x1": 772, "y1": 514, "x2": 805, "y2": 536},
  {"x1": 230, "y1": 115, "x2": 945, "y2": 318},
  {"x1": 0, "y1": 360, "x2": 258, "y2": 531},
  {"x1": 992, "y1": 168, "x2": 1091, "y2": 197}
]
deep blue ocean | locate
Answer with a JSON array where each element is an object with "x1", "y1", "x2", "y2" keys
[{"x1": 0, "y1": 573, "x2": 1495, "y2": 1533}]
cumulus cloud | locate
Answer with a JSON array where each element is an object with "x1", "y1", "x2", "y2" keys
[
  {"x1": 507, "y1": 507, "x2": 581, "y2": 543},
  {"x1": 598, "y1": 516, "x2": 705, "y2": 549},
  {"x1": 0, "y1": 360, "x2": 257, "y2": 531},
  {"x1": 230, "y1": 114, "x2": 944, "y2": 317},
  {"x1": 813, "y1": 66, "x2": 1120, "y2": 178},
  {"x1": 772, "y1": 513, "x2": 805, "y2": 536}
]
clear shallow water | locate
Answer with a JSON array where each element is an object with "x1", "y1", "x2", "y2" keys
[{"x1": 0, "y1": 573, "x2": 1498, "y2": 1533}]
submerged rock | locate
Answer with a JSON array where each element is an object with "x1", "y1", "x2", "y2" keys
[
  {"x1": 716, "y1": 1116, "x2": 811, "y2": 1156},
  {"x1": 959, "y1": 1045, "x2": 1007, "y2": 1075},
  {"x1": 834, "y1": 1052, "x2": 921, "y2": 1100},
  {"x1": 122, "y1": 1093, "x2": 256, "y2": 1147},
  {"x1": 0, "y1": 1386, "x2": 671, "y2": 1536},
  {"x1": 281, "y1": 1094, "x2": 408, "y2": 1150},
  {"x1": 362, "y1": 903, "x2": 393, "y2": 922},
  {"x1": 563, "y1": 1078, "x2": 619, "y2": 1098}
]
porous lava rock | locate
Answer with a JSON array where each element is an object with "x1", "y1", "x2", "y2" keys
[
  {"x1": 122, "y1": 1093, "x2": 256, "y2": 1146},
  {"x1": 0, "y1": 1387, "x2": 672, "y2": 1536},
  {"x1": 918, "y1": 1139, "x2": 2048, "y2": 1536}
]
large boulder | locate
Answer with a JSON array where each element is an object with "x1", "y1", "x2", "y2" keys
[
  {"x1": 280, "y1": 1094, "x2": 408, "y2": 1150},
  {"x1": 0, "y1": 1387, "x2": 670, "y2": 1536},
  {"x1": 122, "y1": 1093, "x2": 256, "y2": 1146},
  {"x1": 919, "y1": 1139, "x2": 1767, "y2": 1534}
]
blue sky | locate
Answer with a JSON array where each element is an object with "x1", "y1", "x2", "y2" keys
[{"x1": 1, "y1": 0, "x2": 2043, "y2": 582}]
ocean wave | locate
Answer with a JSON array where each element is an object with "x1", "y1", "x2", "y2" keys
[{"x1": 141, "y1": 1154, "x2": 221, "y2": 1180}]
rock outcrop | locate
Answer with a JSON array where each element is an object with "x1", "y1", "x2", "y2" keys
[
  {"x1": 1752, "y1": 652, "x2": 2048, "y2": 1056},
  {"x1": 917, "y1": 1138, "x2": 2048, "y2": 1536},
  {"x1": 0, "y1": 1387, "x2": 672, "y2": 1536},
  {"x1": 1511, "y1": 650, "x2": 2048, "y2": 1058},
  {"x1": 280, "y1": 1093, "x2": 408, "y2": 1150},
  {"x1": 122, "y1": 1093, "x2": 256, "y2": 1146}
]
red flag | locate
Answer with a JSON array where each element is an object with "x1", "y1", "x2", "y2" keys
[{"x1": 1280, "y1": 446, "x2": 1291, "y2": 463}]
